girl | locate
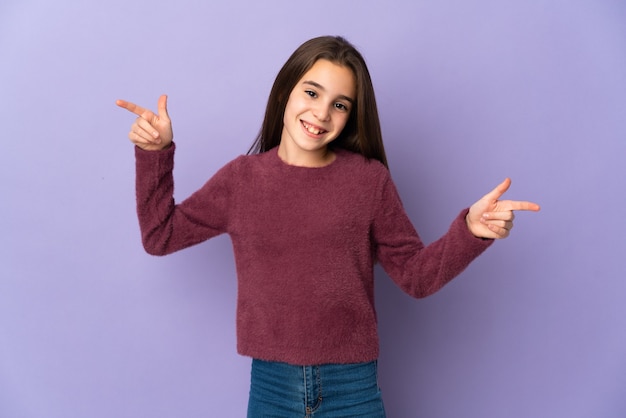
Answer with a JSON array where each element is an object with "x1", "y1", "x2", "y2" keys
[{"x1": 117, "y1": 36, "x2": 539, "y2": 417}]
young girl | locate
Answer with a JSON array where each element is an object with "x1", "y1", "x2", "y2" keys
[{"x1": 117, "y1": 36, "x2": 539, "y2": 417}]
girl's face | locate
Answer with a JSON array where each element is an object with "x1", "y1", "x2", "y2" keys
[{"x1": 278, "y1": 59, "x2": 356, "y2": 167}]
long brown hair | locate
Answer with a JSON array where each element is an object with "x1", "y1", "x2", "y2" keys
[{"x1": 248, "y1": 36, "x2": 388, "y2": 168}]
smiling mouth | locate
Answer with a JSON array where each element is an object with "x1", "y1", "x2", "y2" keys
[{"x1": 301, "y1": 121, "x2": 327, "y2": 135}]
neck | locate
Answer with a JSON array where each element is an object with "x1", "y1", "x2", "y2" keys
[{"x1": 277, "y1": 144, "x2": 336, "y2": 168}]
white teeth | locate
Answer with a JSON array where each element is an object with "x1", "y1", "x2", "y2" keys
[{"x1": 303, "y1": 122, "x2": 324, "y2": 135}]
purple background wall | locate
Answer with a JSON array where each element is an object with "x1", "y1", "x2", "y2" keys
[{"x1": 1, "y1": 0, "x2": 625, "y2": 417}]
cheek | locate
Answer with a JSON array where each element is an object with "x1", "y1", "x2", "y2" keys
[
  {"x1": 335, "y1": 113, "x2": 351, "y2": 131},
  {"x1": 284, "y1": 93, "x2": 306, "y2": 116}
]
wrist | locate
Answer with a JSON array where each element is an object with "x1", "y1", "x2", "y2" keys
[{"x1": 465, "y1": 212, "x2": 480, "y2": 238}]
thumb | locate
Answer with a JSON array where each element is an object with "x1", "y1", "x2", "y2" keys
[
  {"x1": 157, "y1": 94, "x2": 169, "y2": 120},
  {"x1": 483, "y1": 177, "x2": 511, "y2": 202}
]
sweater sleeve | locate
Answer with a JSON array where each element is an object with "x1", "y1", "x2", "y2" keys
[
  {"x1": 134, "y1": 143, "x2": 234, "y2": 256},
  {"x1": 372, "y1": 173, "x2": 493, "y2": 298}
]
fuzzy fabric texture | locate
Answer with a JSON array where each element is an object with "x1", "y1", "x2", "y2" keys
[{"x1": 135, "y1": 144, "x2": 493, "y2": 365}]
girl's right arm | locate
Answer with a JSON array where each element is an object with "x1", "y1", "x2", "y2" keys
[{"x1": 118, "y1": 95, "x2": 231, "y2": 255}]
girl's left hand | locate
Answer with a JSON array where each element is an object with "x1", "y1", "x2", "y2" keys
[{"x1": 466, "y1": 178, "x2": 540, "y2": 239}]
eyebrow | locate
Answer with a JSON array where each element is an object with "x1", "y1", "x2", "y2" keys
[{"x1": 302, "y1": 80, "x2": 355, "y2": 104}]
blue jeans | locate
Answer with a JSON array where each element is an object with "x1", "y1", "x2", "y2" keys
[{"x1": 247, "y1": 359, "x2": 386, "y2": 417}]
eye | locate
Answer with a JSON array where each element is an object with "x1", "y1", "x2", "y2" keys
[
  {"x1": 305, "y1": 90, "x2": 317, "y2": 98},
  {"x1": 334, "y1": 102, "x2": 349, "y2": 112}
]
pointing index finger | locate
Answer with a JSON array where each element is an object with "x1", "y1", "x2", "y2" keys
[
  {"x1": 116, "y1": 99, "x2": 152, "y2": 118},
  {"x1": 497, "y1": 200, "x2": 541, "y2": 212}
]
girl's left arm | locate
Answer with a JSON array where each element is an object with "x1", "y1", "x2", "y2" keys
[{"x1": 372, "y1": 175, "x2": 539, "y2": 299}]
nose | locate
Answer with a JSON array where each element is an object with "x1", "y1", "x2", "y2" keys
[{"x1": 312, "y1": 103, "x2": 330, "y2": 122}]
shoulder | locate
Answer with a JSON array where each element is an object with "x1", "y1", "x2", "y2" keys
[
  {"x1": 216, "y1": 150, "x2": 269, "y2": 172},
  {"x1": 210, "y1": 149, "x2": 281, "y2": 188},
  {"x1": 334, "y1": 148, "x2": 390, "y2": 182},
  {"x1": 226, "y1": 148, "x2": 279, "y2": 175}
]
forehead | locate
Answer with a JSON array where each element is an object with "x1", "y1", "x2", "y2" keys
[{"x1": 297, "y1": 59, "x2": 356, "y2": 98}]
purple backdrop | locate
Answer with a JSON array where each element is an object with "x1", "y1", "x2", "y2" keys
[{"x1": 1, "y1": 0, "x2": 625, "y2": 417}]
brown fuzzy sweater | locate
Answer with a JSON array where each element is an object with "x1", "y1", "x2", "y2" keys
[{"x1": 135, "y1": 144, "x2": 492, "y2": 365}]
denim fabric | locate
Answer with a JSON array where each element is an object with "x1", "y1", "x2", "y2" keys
[{"x1": 247, "y1": 359, "x2": 386, "y2": 417}]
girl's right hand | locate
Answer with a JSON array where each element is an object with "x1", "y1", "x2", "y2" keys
[{"x1": 116, "y1": 94, "x2": 173, "y2": 151}]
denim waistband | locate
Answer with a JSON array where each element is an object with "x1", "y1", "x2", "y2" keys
[{"x1": 247, "y1": 359, "x2": 386, "y2": 417}]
